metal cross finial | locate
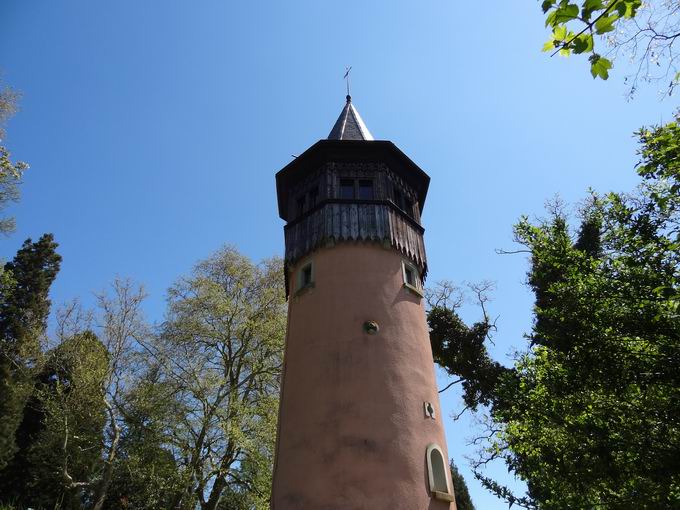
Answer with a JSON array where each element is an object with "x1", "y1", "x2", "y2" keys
[{"x1": 344, "y1": 66, "x2": 352, "y2": 101}]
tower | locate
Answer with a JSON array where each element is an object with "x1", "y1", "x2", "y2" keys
[{"x1": 272, "y1": 95, "x2": 456, "y2": 509}]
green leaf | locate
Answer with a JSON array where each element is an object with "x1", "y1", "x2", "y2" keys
[
  {"x1": 545, "y1": 10, "x2": 558, "y2": 27},
  {"x1": 615, "y1": 1, "x2": 627, "y2": 16},
  {"x1": 623, "y1": 0, "x2": 642, "y2": 18},
  {"x1": 589, "y1": 55, "x2": 612, "y2": 79},
  {"x1": 615, "y1": 0, "x2": 641, "y2": 18},
  {"x1": 572, "y1": 33, "x2": 594, "y2": 54},
  {"x1": 542, "y1": 40, "x2": 557, "y2": 52},
  {"x1": 554, "y1": 25, "x2": 568, "y2": 40},
  {"x1": 542, "y1": 0, "x2": 556, "y2": 13},
  {"x1": 582, "y1": 0, "x2": 604, "y2": 20},
  {"x1": 553, "y1": 3, "x2": 580, "y2": 24},
  {"x1": 595, "y1": 15, "x2": 618, "y2": 34}
]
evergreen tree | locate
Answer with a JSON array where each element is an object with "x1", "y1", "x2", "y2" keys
[
  {"x1": 0, "y1": 234, "x2": 61, "y2": 471},
  {"x1": 450, "y1": 460, "x2": 476, "y2": 510}
]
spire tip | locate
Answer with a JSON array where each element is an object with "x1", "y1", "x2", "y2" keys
[{"x1": 344, "y1": 66, "x2": 352, "y2": 98}]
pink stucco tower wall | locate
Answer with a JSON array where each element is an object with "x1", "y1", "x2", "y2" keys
[{"x1": 272, "y1": 96, "x2": 456, "y2": 510}]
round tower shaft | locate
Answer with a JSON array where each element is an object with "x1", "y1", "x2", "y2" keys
[{"x1": 272, "y1": 96, "x2": 456, "y2": 510}]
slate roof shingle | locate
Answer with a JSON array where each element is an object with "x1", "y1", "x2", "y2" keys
[{"x1": 327, "y1": 95, "x2": 374, "y2": 141}]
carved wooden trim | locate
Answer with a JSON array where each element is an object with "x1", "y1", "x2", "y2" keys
[{"x1": 284, "y1": 202, "x2": 428, "y2": 279}]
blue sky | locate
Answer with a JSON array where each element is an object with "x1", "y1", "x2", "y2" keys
[{"x1": 1, "y1": 1, "x2": 674, "y2": 508}]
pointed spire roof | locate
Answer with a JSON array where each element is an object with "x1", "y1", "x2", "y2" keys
[{"x1": 327, "y1": 95, "x2": 374, "y2": 141}]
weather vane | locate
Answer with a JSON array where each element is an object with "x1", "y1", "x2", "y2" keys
[{"x1": 344, "y1": 66, "x2": 352, "y2": 98}]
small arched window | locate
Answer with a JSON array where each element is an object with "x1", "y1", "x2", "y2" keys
[{"x1": 426, "y1": 444, "x2": 454, "y2": 502}]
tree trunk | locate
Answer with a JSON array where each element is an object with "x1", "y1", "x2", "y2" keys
[
  {"x1": 202, "y1": 475, "x2": 227, "y2": 510},
  {"x1": 201, "y1": 444, "x2": 235, "y2": 510},
  {"x1": 92, "y1": 398, "x2": 120, "y2": 510},
  {"x1": 171, "y1": 423, "x2": 209, "y2": 510}
]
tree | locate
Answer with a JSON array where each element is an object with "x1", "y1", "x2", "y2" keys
[
  {"x1": 0, "y1": 234, "x2": 61, "y2": 360},
  {"x1": 0, "y1": 82, "x2": 28, "y2": 234},
  {"x1": 428, "y1": 117, "x2": 680, "y2": 508},
  {"x1": 540, "y1": 0, "x2": 680, "y2": 96},
  {"x1": 91, "y1": 278, "x2": 150, "y2": 510},
  {"x1": 450, "y1": 460, "x2": 476, "y2": 510},
  {"x1": 0, "y1": 278, "x2": 154, "y2": 510},
  {"x1": 0, "y1": 234, "x2": 61, "y2": 471},
  {"x1": 428, "y1": 281, "x2": 512, "y2": 414},
  {"x1": 104, "y1": 365, "x2": 184, "y2": 510},
  {"x1": 144, "y1": 246, "x2": 287, "y2": 510},
  {"x1": 5, "y1": 331, "x2": 109, "y2": 510}
]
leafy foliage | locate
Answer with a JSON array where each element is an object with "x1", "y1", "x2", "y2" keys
[
  {"x1": 539, "y1": 0, "x2": 680, "y2": 96},
  {"x1": 429, "y1": 117, "x2": 680, "y2": 508},
  {"x1": 104, "y1": 368, "x2": 184, "y2": 510},
  {"x1": 429, "y1": 303, "x2": 511, "y2": 411},
  {"x1": 0, "y1": 84, "x2": 28, "y2": 234},
  {"x1": 0, "y1": 244, "x2": 285, "y2": 510},
  {"x1": 138, "y1": 246, "x2": 286, "y2": 510},
  {"x1": 5, "y1": 332, "x2": 109, "y2": 509}
]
